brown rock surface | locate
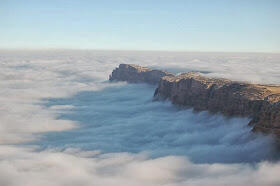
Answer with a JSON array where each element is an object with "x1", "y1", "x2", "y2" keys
[
  {"x1": 109, "y1": 64, "x2": 174, "y2": 84},
  {"x1": 110, "y1": 64, "x2": 280, "y2": 138}
]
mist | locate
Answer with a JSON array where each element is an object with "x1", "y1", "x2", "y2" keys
[{"x1": 0, "y1": 50, "x2": 280, "y2": 186}]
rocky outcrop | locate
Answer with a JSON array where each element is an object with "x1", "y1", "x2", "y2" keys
[
  {"x1": 155, "y1": 72, "x2": 280, "y2": 137},
  {"x1": 110, "y1": 64, "x2": 280, "y2": 138},
  {"x1": 109, "y1": 64, "x2": 174, "y2": 84}
]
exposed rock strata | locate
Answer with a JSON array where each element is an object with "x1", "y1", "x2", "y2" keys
[{"x1": 110, "y1": 64, "x2": 280, "y2": 138}]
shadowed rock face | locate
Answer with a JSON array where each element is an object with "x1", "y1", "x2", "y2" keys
[
  {"x1": 110, "y1": 64, "x2": 280, "y2": 138},
  {"x1": 156, "y1": 73, "x2": 280, "y2": 137},
  {"x1": 109, "y1": 64, "x2": 174, "y2": 85}
]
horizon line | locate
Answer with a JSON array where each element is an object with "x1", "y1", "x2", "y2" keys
[{"x1": 0, "y1": 47, "x2": 279, "y2": 54}]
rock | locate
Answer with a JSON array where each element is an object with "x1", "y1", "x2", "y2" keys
[
  {"x1": 109, "y1": 64, "x2": 174, "y2": 85},
  {"x1": 250, "y1": 102, "x2": 280, "y2": 137},
  {"x1": 109, "y1": 64, "x2": 280, "y2": 138},
  {"x1": 155, "y1": 72, "x2": 280, "y2": 137}
]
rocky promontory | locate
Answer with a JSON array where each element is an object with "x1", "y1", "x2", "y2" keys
[
  {"x1": 109, "y1": 64, "x2": 174, "y2": 84},
  {"x1": 110, "y1": 64, "x2": 280, "y2": 138}
]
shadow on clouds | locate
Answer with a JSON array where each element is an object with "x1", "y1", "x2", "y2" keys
[{"x1": 35, "y1": 83, "x2": 278, "y2": 164}]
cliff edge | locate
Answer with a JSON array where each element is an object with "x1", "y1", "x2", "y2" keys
[
  {"x1": 109, "y1": 64, "x2": 174, "y2": 84},
  {"x1": 110, "y1": 64, "x2": 280, "y2": 138}
]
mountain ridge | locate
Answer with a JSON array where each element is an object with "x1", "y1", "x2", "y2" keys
[{"x1": 110, "y1": 64, "x2": 280, "y2": 138}]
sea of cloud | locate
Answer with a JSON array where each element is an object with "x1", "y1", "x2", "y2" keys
[{"x1": 0, "y1": 50, "x2": 280, "y2": 186}]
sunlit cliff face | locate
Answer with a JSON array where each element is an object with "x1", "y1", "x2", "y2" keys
[{"x1": 0, "y1": 50, "x2": 280, "y2": 186}]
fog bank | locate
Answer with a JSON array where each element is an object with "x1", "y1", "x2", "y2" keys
[{"x1": 0, "y1": 50, "x2": 280, "y2": 186}]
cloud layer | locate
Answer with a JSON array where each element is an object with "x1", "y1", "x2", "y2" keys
[
  {"x1": 0, "y1": 50, "x2": 280, "y2": 186},
  {"x1": 39, "y1": 83, "x2": 277, "y2": 163},
  {"x1": 1, "y1": 146, "x2": 280, "y2": 186}
]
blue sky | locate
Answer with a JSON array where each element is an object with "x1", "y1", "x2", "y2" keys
[{"x1": 1, "y1": 0, "x2": 279, "y2": 52}]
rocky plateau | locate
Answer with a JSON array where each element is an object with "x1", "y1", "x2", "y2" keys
[{"x1": 110, "y1": 64, "x2": 280, "y2": 138}]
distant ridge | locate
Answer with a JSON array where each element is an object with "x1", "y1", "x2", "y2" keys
[{"x1": 110, "y1": 64, "x2": 280, "y2": 138}]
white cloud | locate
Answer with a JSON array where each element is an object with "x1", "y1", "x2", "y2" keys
[
  {"x1": 0, "y1": 146, "x2": 280, "y2": 186},
  {"x1": 0, "y1": 50, "x2": 279, "y2": 186}
]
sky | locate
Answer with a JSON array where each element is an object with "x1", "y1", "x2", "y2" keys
[{"x1": 0, "y1": 0, "x2": 280, "y2": 52}]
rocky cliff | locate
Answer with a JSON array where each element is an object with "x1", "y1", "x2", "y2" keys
[
  {"x1": 109, "y1": 64, "x2": 174, "y2": 84},
  {"x1": 110, "y1": 64, "x2": 280, "y2": 138},
  {"x1": 155, "y1": 72, "x2": 280, "y2": 137}
]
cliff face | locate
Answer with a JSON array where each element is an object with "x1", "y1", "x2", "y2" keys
[
  {"x1": 110, "y1": 64, "x2": 280, "y2": 138},
  {"x1": 155, "y1": 73, "x2": 280, "y2": 137},
  {"x1": 109, "y1": 64, "x2": 174, "y2": 84},
  {"x1": 250, "y1": 102, "x2": 280, "y2": 136}
]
